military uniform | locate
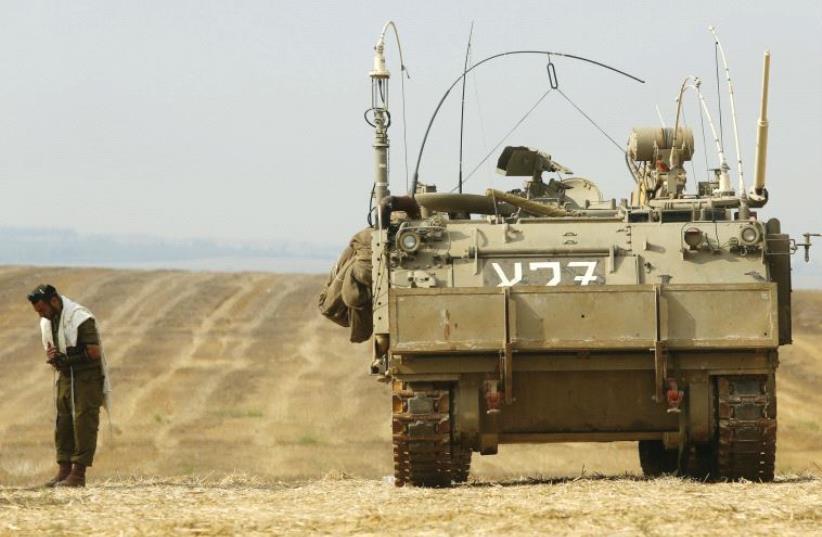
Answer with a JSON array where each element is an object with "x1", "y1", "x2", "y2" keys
[{"x1": 52, "y1": 318, "x2": 105, "y2": 467}]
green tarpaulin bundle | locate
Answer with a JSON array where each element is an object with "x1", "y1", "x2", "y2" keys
[{"x1": 318, "y1": 228, "x2": 373, "y2": 343}]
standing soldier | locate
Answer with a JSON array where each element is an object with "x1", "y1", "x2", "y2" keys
[{"x1": 28, "y1": 284, "x2": 111, "y2": 488}]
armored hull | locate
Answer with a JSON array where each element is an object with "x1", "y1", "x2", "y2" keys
[
  {"x1": 321, "y1": 23, "x2": 805, "y2": 486},
  {"x1": 377, "y1": 207, "x2": 789, "y2": 485}
]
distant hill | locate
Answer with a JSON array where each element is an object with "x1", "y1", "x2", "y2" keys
[
  {"x1": 1, "y1": 225, "x2": 819, "y2": 286},
  {"x1": 0, "y1": 226, "x2": 339, "y2": 273}
]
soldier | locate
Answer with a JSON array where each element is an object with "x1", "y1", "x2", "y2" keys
[{"x1": 28, "y1": 284, "x2": 110, "y2": 488}]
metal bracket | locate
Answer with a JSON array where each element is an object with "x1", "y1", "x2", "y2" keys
[
  {"x1": 653, "y1": 285, "x2": 668, "y2": 402},
  {"x1": 608, "y1": 245, "x2": 616, "y2": 273},
  {"x1": 654, "y1": 341, "x2": 668, "y2": 403},
  {"x1": 472, "y1": 229, "x2": 480, "y2": 274},
  {"x1": 501, "y1": 286, "x2": 514, "y2": 405},
  {"x1": 546, "y1": 58, "x2": 559, "y2": 89},
  {"x1": 800, "y1": 232, "x2": 820, "y2": 262}
]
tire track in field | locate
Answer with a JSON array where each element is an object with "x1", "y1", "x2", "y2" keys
[
  {"x1": 99, "y1": 271, "x2": 217, "y2": 372},
  {"x1": 181, "y1": 276, "x2": 313, "y2": 442},
  {"x1": 99, "y1": 271, "x2": 200, "y2": 357},
  {"x1": 255, "y1": 276, "x2": 385, "y2": 450},
  {"x1": 142, "y1": 276, "x2": 312, "y2": 476},
  {"x1": 254, "y1": 278, "x2": 326, "y2": 442},
  {"x1": 289, "y1": 309, "x2": 385, "y2": 441},
  {"x1": 111, "y1": 273, "x2": 247, "y2": 427},
  {"x1": 89, "y1": 271, "x2": 181, "y2": 327},
  {"x1": 150, "y1": 274, "x2": 299, "y2": 451}
]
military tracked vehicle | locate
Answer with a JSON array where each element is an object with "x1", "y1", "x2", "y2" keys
[{"x1": 322, "y1": 22, "x2": 817, "y2": 486}]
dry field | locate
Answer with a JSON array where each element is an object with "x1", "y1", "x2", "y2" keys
[
  {"x1": 2, "y1": 475, "x2": 821, "y2": 536},
  {"x1": 0, "y1": 266, "x2": 820, "y2": 535}
]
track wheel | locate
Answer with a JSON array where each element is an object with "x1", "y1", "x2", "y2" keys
[
  {"x1": 715, "y1": 375, "x2": 776, "y2": 482},
  {"x1": 680, "y1": 443, "x2": 716, "y2": 480},
  {"x1": 451, "y1": 443, "x2": 472, "y2": 484},
  {"x1": 392, "y1": 383, "x2": 453, "y2": 487}
]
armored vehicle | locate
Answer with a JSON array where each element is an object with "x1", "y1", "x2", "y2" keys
[{"x1": 322, "y1": 23, "x2": 815, "y2": 486}]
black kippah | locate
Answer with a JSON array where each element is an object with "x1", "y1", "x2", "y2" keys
[{"x1": 27, "y1": 284, "x2": 58, "y2": 304}]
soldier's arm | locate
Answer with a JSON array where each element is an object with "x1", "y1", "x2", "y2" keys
[
  {"x1": 76, "y1": 318, "x2": 101, "y2": 359},
  {"x1": 85, "y1": 345, "x2": 101, "y2": 359},
  {"x1": 64, "y1": 318, "x2": 102, "y2": 362}
]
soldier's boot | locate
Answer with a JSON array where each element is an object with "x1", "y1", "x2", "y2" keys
[
  {"x1": 56, "y1": 463, "x2": 86, "y2": 488},
  {"x1": 44, "y1": 463, "x2": 72, "y2": 488}
]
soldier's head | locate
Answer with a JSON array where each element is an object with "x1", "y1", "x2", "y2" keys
[{"x1": 27, "y1": 284, "x2": 62, "y2": 320}]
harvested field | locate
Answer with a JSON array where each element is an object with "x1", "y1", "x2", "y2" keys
[
  {"x1": 0, "y1": 267, "x2": 820, "y2": 535},
  {"x1": 2, "y1": 475, "x2": 822, "y2": 536}
]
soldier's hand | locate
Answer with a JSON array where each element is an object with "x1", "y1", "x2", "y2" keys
[
  {"x1": 46, "y1": 353, "x2": 67, "y2": 369},
  {"x1": 47, "y1": 343, "x2": 60, "y2": 359}
]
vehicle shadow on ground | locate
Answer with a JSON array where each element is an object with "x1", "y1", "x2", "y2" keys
[{"x1": 461, "y1": 473, "x2": 819, "y2": 487}]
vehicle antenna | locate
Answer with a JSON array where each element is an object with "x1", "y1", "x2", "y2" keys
[
  {"x1": 457, "y1": 87, "x2": 554, "y2": 190},
  {"x1": 410, "y1": 50, "x2": 644, "y2": 196},
  {"x1": 367, "y1": 21, "x2": 410, "y2": 228},
  {"x1": 457, "y1": 22, "x2": 474, "y2": 194},
  {"x1": 655, "y1": 105, "x2": 667, "y2": 128},
  {"x1": 697, "y1": 94, "x2": 711, "y2": 178},
  {"x1": 676, "y1": 76, "x2": 733, "y2": 195},
  {"x1": 709, "y1": 26, "x2": 746, "y2": 196}
]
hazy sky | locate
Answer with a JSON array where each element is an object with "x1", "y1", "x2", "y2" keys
[{"x1": 1, "y1": 1, "x2": 820, "y2": 251}]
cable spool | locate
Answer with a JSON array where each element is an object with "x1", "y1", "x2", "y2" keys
[{"x1": 628, "y1": 127, "x2": 694, "y2": 162}]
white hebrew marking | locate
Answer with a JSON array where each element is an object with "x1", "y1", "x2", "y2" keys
[
  {"x1": 528, "y1": 261, "x2": 562, "y2": 286},
  {"x1": 491, "y1": 262, "x2": 523, "y2": 287},
  {"x1": 568, "y1": 261, "x2": 598, "y2": 286}
]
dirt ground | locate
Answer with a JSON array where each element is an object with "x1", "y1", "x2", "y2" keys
[
  {"x1": 2, "y1": 475, "x2": 821, "y2": 536},
  {"x1": 0, "y1": 267, "x2": 820, "y2": 535}
]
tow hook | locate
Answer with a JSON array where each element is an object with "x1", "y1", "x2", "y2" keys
[
  {"x1": 484, "y1": 380, "x2": 502, "y2": 415},
  {"x1": 666, "y1": 378, "x2": 685, "y2": 413}
]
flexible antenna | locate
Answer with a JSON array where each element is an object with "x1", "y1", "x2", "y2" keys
[
  {"x1": 368, "y1": 21, "x2": 410, "y2": 228},
  {"x1": 714, "y1": 41, "x2": 725, "y2": 150},
  {"x1": 680, "y1": 102, "x2": 699, "y2": 183},
  {"x1": 655, "y1": 105, "x2": 667, "y2": 128},
  {"x1": 455, "y1": 87, "x2": 554, "y2": 191},
  {"x1": 709, "y1": 26, "x2": 745, "y2": 195},
  {"x1": 457, "y1": 22, "x2": 474, "y2": 194},
  {"x1": 676, "y1": 76, "x2": 733, "y2": 195},
  {"x1": 410, "y1": 50, "x2": 645, "y2": 196},
  {"x1": 379, "y1": 21, "x2": 411, "y2": 192},
  {"x1": 697, "y1": 95, "x2": 711, "y2": 177}
]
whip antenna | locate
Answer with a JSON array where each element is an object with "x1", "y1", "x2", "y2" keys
[
  {"x1": 410, "y1": 50, "x2": 644, "y2": 196},
  {"x1": 675, "y1": 76, "x2": 733, "y2": 195},
  {"x1": 709, "y1": 25, "x2": 745, "y2": 196},
  {"x1": 457, "y1": 22, "x2": 474, "y2": 194},
  {"x1": 366, "y1": 21, "x2": 410, "y2": 228}
]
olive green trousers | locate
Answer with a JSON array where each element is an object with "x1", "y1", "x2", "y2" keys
[{"x1": 55, "y1": 366, "x2": 104, "y2": 466}]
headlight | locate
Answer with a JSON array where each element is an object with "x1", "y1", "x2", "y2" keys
[
  {"x1": 398, "y1": 231, "x2": 421, "y2": 253},
  {"x1": 740, "y1": 226, "x2": 760, "y2": 245},
  {"x1": 683, "y1": 227, "x2": 704, "y2": 250}
]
